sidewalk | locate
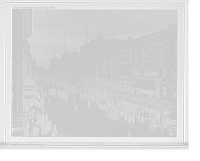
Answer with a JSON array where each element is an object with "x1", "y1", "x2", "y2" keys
[{"x1": 76, "y1": 95, "x2": 167, "y2": 137}]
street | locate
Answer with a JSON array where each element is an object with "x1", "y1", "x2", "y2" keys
[{"x1": 43, "y1": 86, "x2": 149, "y2": 137}]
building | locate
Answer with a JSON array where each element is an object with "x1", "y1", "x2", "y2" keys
[
  {"x1": 38, "y1": 67, "x2": 45, "y2": 78},
  {"x1": 110, "y1": 24, "x2": 177, "y2": 123},
  {"x1": 32, "y1": 58, "x2": 37, "y2": 80},
  {"x1": 12, "y1": 9, "x2": 32, "y2": 136},
  {"x1": 74, "y1": 53, "x2": 81, "y2": 83},
  {"x1": 61, "y1": 51, "x2": 80, "y2": 83},
  {"x1": 12, "y1": 9, "x2": 32, "y2": 117},
  {"x1": 49, "y1": 56, "x2": 61, "y2": 81},
  {"x1": 80, "y1": 32, "x2": 124, "y2": 99}
]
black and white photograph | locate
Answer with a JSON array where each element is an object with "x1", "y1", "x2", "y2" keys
[{"x1": 0, "y1": 0, "x2": 189, "y2": 149}]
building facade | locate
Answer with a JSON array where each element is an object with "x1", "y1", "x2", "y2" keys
[
  {"x1": 111, "y1": 24, "x2": 177, "y2": 123},
  {"x1": 74, "y1": 53, "x2": 81, "y2": 83},
  {"x1": 32, "y1": 58, "x2": 37, "y2": 80},
  {"x1": 80, "y1": 32, "x2": 124, "y2": 99},
  {"x1": 49, "y1": 56, "x2": 61, "y2": 81},
  {"x1": 12, "y1": 9, "x2": 32, "y2": 117},
  {"x1": 61, "y1": 51, "x2": 80, "y2": 83}
]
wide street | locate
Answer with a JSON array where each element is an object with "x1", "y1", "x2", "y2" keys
[{"x1": 43, "y1": 85, "x2": 149, "y2": 137}]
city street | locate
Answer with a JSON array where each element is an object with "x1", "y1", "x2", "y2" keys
[{"x1": 43, "y1": 86, "x2": 149, "y2": 137}]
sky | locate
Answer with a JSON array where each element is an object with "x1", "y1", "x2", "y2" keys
[{"x1": 30, "y1": 10, "x2": 177, "y2": 69}]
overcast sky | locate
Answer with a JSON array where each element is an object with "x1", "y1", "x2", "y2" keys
[{"x1": 30, "y1": 10, "x2": 177, "y2": 69}]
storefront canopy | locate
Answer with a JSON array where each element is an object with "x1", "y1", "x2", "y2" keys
[{"x1": 132, "y1": 82, "x2": 155, "y2": 91}]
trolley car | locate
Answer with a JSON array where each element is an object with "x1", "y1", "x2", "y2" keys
[{"x1": 49, "y1": 86, "x2": 56, "y2": 95}]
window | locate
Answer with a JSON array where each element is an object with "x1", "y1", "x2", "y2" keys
[
  {"x1": 103, "y1": 70, "x2": 108, "y2": 75},
  {"x1": 103, "y1": 58, "x2": 109, "y2": 65},
  {"x1": 162, "y1": 42, "x2": 168, "y2": 58},
  {"x1": 131, "y1": 50, "x2": 142, "y2": 61},
  {"x1": 135, "y1": 50, "x2": 142, "y2": 60},
  {"x1": 111, "y1": 58, "x2": 116, "y2": 65},
  {"x1": 144, "y1": 64, "x2": 159, "y2": 77},
  {"x1": 104, "y1": 78, "x2": 109, "y2": 84},
  {"x1": 145, "y1": 46, "x2": 159, "y2": 59},
  {"x1": 144, "y1": 65, "x2": 151, "y2": 77},
  {"x1": 130, "y1": 65, "x2": 142, "y2": 76},
  {"x1": 97, "y1": 58, "x2": 102, "y2": 64},
  {"x1": 151, "y1": 64, "x2": 158, "y2": 77},
  {"x1": 162, "y1": 86, "x2": 167, "y2": 97},
  {"x1": 97, "y1": 78, "x2": 101, "y2": 84},
  {"x1": 121, "y1": 52, "x2": 129, "y2": 62}
]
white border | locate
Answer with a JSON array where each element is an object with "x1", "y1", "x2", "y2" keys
[{"x1": 3, "y1": 0, "x2": 188, "y2": 148}]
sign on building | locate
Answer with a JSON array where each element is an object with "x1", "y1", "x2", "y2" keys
[{"x1": 24, "y1": 80, "x2": 36, "y2": 102}]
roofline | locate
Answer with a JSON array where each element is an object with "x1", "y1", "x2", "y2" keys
[{"x1": 118, "y1": 29, "x2": 169, "y2": 46}]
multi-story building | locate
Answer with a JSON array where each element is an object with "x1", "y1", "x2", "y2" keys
[
  {"x1": 49, "y1": 56, "x2": 61, "y2": 81},
  {"x1": 80, "y1": 32, "x2": 124, "y2": 99},
  {"x1": 12, "y1": 9, "x2": 32, "y2": 136},
  {"x1": 32, "y1": 58, "x2": 37, "y2": 80},
  {"x1": 61, "y1": 51, "x2": 79, "y2": 83},
  {"x1": 74, "y1": 53, "x2": 81, "y2": 83},
  {"x1": 111, "y1": 24, "x2": 177, "y2": 122}
]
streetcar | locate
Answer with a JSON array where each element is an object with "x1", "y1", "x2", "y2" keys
[
  {"x1": 49, "y1": 86, "x2": 56, "y2": 95},
  {"x1": 58, "y1": 88, "x2": 67, "y2": 99}
]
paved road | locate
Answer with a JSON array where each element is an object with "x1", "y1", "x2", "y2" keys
[{"x1": 43, "y1": 90, "x2": 149, "y2": 137}]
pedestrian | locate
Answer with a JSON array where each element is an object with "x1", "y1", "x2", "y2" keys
[
  {"x1": 128, "y1": 130, "x2": 131, "y2": 137},
  {"x1": 53, "y1": 124, "x2": 58, "y2": 135},
  {"x1": 52, "y1": 131, "x2": 56, "y2": 137}
]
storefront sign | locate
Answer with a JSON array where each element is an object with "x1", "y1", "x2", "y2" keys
[{"x1": 24, "y1": 80, "x2": 35, "y2": 102}]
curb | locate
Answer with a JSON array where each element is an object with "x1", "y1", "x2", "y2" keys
[{"x1": 119, "y1": 118, "x2": 153, "y2": 137}]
